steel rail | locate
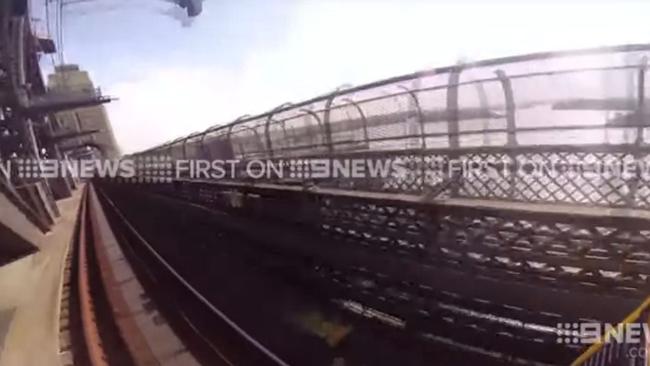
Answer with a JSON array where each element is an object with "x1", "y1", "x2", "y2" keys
[
  {"x1": 77, "y1": 186, "x2": 109, "y2": 366},
  {"x1": 85, "y1": 185, "x2": 161, "y2": 366},
  {"x1": 571, "y1": 296, "x2": 650, "y2": 366}
]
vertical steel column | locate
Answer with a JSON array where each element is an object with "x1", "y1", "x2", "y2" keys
[
  {"x1": 181, "y1": 133, "x2": 200, "y2": 160},
  {"x1": 264, "y1": 103, "x2": 292, "y2": 159},
  {"x1": 447, "y1": 69, "x2": 461, "y2": 149},
  {"x1": 199, "y1": 132, "x2": 212, "y2": 161},
  {"x1": 299, "y1": 108, "x2": 326, "y2": 153},
  {"x1": 264, "y1": 115, "x2": 275, "y2": 159},
  {"x1": 447, "y1": 68, "x2": 462, "y2": 197},
  {"x1": 399, "y1": 84, "x2": 427, "y2": 192},
  {"x1": 474, "y1": 81, "x2": 490, "y2": 146},
  {"x1": 398, "y1": 85, "x2": 426, "y2": 149},
  {"x1": 635, "y1": 57, "x2": 647, "y2": 145},
  {"x1": 495, "y1": 69, "x2": 517, "y2": 147},
  {"x1": 225, "y1": 115, "x2": 251, "y2": 159},
  {"x1": 341, "y1": 98, "x2": 369, "y2": 146},
  {"x1": 628, "y1": 56, "x2": 648, "y2": 207},
  {"x1": 322, "y1": 95, "x2": 336, "y2": 155},
  {"x1": 496, "y1": 69, "x2": 517, "y2": 201}
]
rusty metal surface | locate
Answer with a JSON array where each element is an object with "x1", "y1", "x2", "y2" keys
[
  {"x1": 77, "y1": 186, "x2": 110, "y2": 366},
  {"x1": 86, "y1": 185, "x2": 161, "y2": 366}
]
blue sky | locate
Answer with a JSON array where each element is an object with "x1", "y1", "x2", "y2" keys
[{"x1": 33, "y1": 0, "x2": 650, "y2": 153}]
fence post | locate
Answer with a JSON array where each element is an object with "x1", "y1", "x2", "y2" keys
[
  {"x1": 447, "y1": 68, "x2": 462, "y2": 197},
  {"x1": 628, "y1": 56, "x2": 648, "y2": 207},
  {"x1": 496, "y1": 69, "x2": 518, "y2": 200},
  {"x1": 264, "y1": 103, "x2": 293, "y2": 159},
  {"x1": 323, "y1": 96, "x2": 336, "y2": 155}
]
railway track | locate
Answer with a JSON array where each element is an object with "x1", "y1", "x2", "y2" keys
[
  {"x1": 72, "y1": 180, "x2": 537, "y2": 366},
  {"x1": 58, "y1": 166, "x2": 650, "y2": 366},
  {"x1": 89, "y1": 179, "x2": 590, "y2": 366},
  {"x1": 95, "y1": 184, "x2": 293, "y2": 366},
  {"x1": 92, "y1": 182, "x2": 440, "y2": 366},
  {"x1": 66, "y1": 186, "x2": 137, "y2": 366},
  {"x1": 68, "y1": 183, "x2": 303, "y2": 366},
  {"x1": 67, "y1": 175, "x2": 650, "y2": 366},
  {"x1": 97, "y1": 175, "x2": 650, "y2": 366}
]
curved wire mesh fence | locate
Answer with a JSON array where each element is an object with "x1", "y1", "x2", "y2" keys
[{"x1": 133, "y1": 44, "x2": 650, "y2": 209}]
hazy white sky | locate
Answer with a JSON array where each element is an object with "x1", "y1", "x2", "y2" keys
[{"x1": 38, "y1": 0, "x2": 650, "y2": 153}]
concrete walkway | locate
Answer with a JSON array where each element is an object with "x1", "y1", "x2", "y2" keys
[{"x1": 0, "y1": 188, "x2": 82, "y2": 366}]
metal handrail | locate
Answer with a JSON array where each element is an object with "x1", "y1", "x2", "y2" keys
[{"x1": 571, "y1": 296, "x2": 650, "y2": 366}]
